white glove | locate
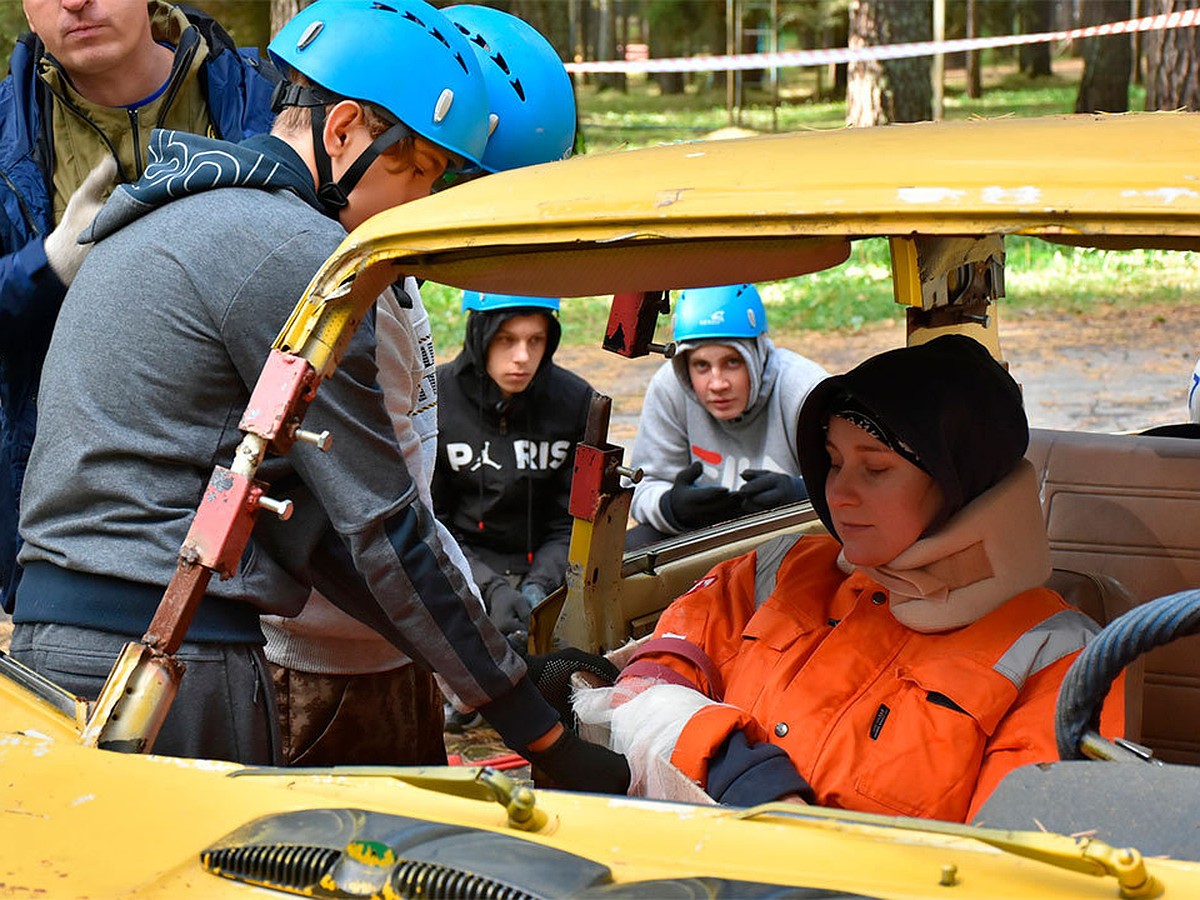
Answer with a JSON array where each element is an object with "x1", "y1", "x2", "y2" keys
[{"x1": 44, "y1": 155, "x2": 118, "y2": 286}]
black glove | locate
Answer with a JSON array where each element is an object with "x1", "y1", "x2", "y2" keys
[
  {"x1": 487, "y1": 581, "x2": 531, "y2": 637},
  {"x1": 737, "y1": 469, "x2": 809, "y2": 513},
  {"x1": 662, "y1": 461, "x2": 744, "y2": 529},
  {"x1": 519, "y1": 581, "x2": 547, "y2": 608},
  {"x1": 525, "y1": 727, "x2": 631, "y2": 794},
  {"x1": 525, "y1": 647, "x2": 620, "y2": 725}
]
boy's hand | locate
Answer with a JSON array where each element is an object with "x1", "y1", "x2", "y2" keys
[
  {"x1": 737, "y1": 469, "x2": 808, "y2": 512},
  {"x1": 663, "y1": 461, "x2": 743, "y2": 529}
]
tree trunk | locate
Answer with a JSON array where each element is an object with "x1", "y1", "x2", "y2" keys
[
  {"x1": 1144, "y1": 0, "x2": 1200, "y2": 109},
  {"x1": 269, "y1": 0, "x2": 308, "y2": 41},
  {"x1": 846, "y1": 0, "x2": 885, "y2": 126},
  {"x1": 1075, "y1": 0, "x2": 1131, "y2": 113},
  {"x1": 966, "y1": 0, "x2": 982, "y2": 99},
  {"x1": 1017, "y1": 0, "x2": 1053, "y2": 77}
]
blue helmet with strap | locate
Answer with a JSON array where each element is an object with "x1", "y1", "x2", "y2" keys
[
  {"x1": 673, "y1": 284, "x2": 768, "y2": 343},
  {"x1": 443, "y1": 4, "x2": 576, "y2": 173},
  {"x1": 269, "y1": 0, "x2": 490, "y2": 213},
  {"x1": 462, "y1": 290, "x2": 559, "y2": 313}
]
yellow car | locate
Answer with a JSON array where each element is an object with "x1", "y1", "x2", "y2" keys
[{"x1": 2, "y1": 112, "x2": 1199, "y2": 899}]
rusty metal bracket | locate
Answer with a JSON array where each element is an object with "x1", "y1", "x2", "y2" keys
[{"x1": 603, "y1": 290, "x2": 673, "y2": 359}]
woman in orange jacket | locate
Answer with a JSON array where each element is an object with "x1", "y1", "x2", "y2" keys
[{"x1": 586, "y1": 335, "x2": 1123, "y2": 823}]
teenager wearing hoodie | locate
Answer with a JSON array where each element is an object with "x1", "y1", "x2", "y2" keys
[
  {"x1": 627, "y1": 283, "x2": 828, "y2": 548},
  {"x1": 0, "y1": 0, "x2": 275, "y2": 615},
  {"x1": 11, "y1": 0, "x2": 629, "y2": 795},
  {"x1": 259, "y1": 4, "x2": 582, "y2": 764},
  {"x1": 580, "y1": 335, "x2": 1124, "y2": 821},
  {"x1": 434, "y1": 292, "x2": 594, "y2": 652}
]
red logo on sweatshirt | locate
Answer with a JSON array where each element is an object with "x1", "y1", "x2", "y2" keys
[{"x1": 691, "y1": 444, "x2": 723, "y2": 465}]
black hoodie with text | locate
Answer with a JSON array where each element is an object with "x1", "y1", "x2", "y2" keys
[{"x1": 433, "y1": 308, "x2": 593, "y2": 598}]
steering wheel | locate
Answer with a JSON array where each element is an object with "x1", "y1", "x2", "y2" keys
[{"x1": 1056, "y1": 588, "x2": 1200, "y2": 760}]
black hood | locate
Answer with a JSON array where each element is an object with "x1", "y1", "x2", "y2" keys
[
  {"x1": 453, "y1": 307, "x2": 563, "y2": 414},
  {"x1": 797, "y1": 334, "x2": 1028, "y2": 540}
]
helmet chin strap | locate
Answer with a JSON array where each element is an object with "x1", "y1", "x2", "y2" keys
[{"x1": 271, "y1": 80, "x2": 413, "y2": 218}]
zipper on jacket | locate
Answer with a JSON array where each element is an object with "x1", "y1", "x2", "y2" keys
[
  {"x1": 129, "y1": 107, "x2": 142, "y2": 175},
  {"x1": 0, "y1": 168, "x2": 40, "y2": 235}
]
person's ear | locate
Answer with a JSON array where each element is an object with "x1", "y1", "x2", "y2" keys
[{"x1": 321, "y1": 100, "x2": 367, "y2": 162}]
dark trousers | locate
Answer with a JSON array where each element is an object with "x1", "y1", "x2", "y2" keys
[{"x1": 11, "y1": 622, "x2": 280, "y2": 765}]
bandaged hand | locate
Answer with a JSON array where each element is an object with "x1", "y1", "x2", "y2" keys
[
  {"x1": 44, "y1": 156, "x2": 118, "y2": 286},
  {"x1": 737, "y1": 469, "x2": 809, "y2": 512}
]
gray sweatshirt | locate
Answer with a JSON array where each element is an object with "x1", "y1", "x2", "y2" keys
[
  {"x1": 629, "y1": 335, "x2": 828, "y2": 534},
  {"x1": 16, "y1": 130, "x2": 554, "y2": 746}
]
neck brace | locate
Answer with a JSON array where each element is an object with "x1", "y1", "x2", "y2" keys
[{"x1": 845, "y1": 460, "x2": 1051, "y2": 633}]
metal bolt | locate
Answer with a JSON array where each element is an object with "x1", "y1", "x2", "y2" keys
[
  {"x1": 292, "y1": 427, "x2": 333, "y2": 452},
  {"x1": 648, "y1": 341, "x2": 676, "y2": 359},
  {"x1": 615, "y1": 465, "x2": 644, "y2": 484},
  {"x1": 257, "y1": 496, "x2": 294, "y2": 521},
  {"x1": 939, "y1": 864, "x2": 958, "y2": 887}
]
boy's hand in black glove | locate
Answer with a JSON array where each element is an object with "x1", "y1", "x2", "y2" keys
[
  {"x1": 525, "y1": 726, "x2": 631, "y2": 795},
  {"x1": 662, "y1": 460, "x2": 744, "y2": 529},
  {"x1": 487, "y1": 582, "x2": 532, "y2": 637},
  {"x1": 737, "y1": 469, "x2": 809, "y2": 513}
]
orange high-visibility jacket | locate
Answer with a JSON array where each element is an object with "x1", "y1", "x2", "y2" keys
[{"x1": 630, "y1": 534, "x2": 1124, "y2": 822}]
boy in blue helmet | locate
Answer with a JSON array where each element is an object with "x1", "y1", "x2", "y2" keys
[
  {"x1": 627, "y1": 284, "x2": 828, "y2": 548},
  {"x1": 0, "y1": 0, "x2": 276, "y2": 617},
  {"x1": 260, "y1": 5, "x2": 588, "y2": 760},
  {"x1": 434, "y1": 292, "x2": 594, "y2": 660},
  {"x1": 12, "y1": 0, "x2": 629, "y2": 793}
]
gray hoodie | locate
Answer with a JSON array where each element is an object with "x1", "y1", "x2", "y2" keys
[
  {"x1": 629, "y1": 335, "x2": 828, "y2": 534},
  {"x1": 17, "y1": 129, "x2": 555, "y2": 746}
]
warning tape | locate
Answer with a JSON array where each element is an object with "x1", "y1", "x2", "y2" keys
[{"x1": 564, "y1": 7, "x2": 1200, "y2": 74}]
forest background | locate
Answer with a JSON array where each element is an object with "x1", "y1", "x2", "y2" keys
[{"x1": 1, "y1": 0, "x2": 1198, "y2": 351}]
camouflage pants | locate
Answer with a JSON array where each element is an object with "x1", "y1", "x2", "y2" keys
[{"x1": 269, "y1": 662, "x2": 447, "y2": 767}]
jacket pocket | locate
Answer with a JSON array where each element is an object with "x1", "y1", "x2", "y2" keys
[{"x1": 852, "y1": 662, "x2": 1016, "y2": 821}]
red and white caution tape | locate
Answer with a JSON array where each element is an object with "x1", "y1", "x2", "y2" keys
[{"x1": 565, "y1": 7, "x2": 1200, "y2": 74}]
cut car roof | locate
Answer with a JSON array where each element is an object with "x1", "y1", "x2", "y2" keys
[{"x1": 310, "y1": 112, "x2": 1200, "y2": 299}]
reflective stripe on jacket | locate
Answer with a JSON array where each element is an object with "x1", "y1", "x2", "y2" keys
[{"x1": 637, "y1": 533, "x2": 1124, "y2": 822}]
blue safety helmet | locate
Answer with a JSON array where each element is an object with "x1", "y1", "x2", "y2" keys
[
  {"x1": 269, "y1": 0, "x2": 490, "y2": 211},
  {"x1": 462, "y1": 291, "x2": 560, "y2": 313},
  {"x1": 672, "y1": 284, "x2": 768, "y2": 343},
  {"x1": 443, "y1": 5, "x2": 575, "y2": 173}
]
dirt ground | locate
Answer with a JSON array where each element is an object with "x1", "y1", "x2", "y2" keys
[{"x1": 3, "y1": 301, "x2": 1197, "y2": 767}]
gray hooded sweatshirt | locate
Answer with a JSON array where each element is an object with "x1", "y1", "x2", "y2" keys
[
  {"x1": 16, "y1": 129, "x2": 555, "y2": 747},
  {"x1": 629, "y1": 335, "x2": 828, "y2": 534}
]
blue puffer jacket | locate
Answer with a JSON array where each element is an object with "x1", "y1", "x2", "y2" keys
[{"x1": 0, "y1": 8, "x2": 277, "y2": 612}]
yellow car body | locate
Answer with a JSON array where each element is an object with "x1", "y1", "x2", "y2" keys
[{"x1": 3, "y1": 112, "x2": 1200, "y2": 899}]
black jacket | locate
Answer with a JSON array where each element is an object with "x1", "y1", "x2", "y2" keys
[{"x1": 433, "y1": 309, "x2": 593, "y2": 595}]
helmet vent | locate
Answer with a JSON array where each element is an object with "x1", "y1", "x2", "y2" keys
[
  {"x1": 433, "y1": 88, "x2": 454, "y2": 123},
  {"x1": 492, "y1": 51, "x2": 511, "y2": 75},
  {"x1": 370, "y1": 2, "x2": 398, "y2": 12},
  {"x1": 510, "y1": 77, "x2": 526, "y2": 102},
  {"x1": 202, "y1": 844, "x2": 341, "y2": 892},
  {"x1": 296, "y1": 20, "x2": 323, "y2": 50}
]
